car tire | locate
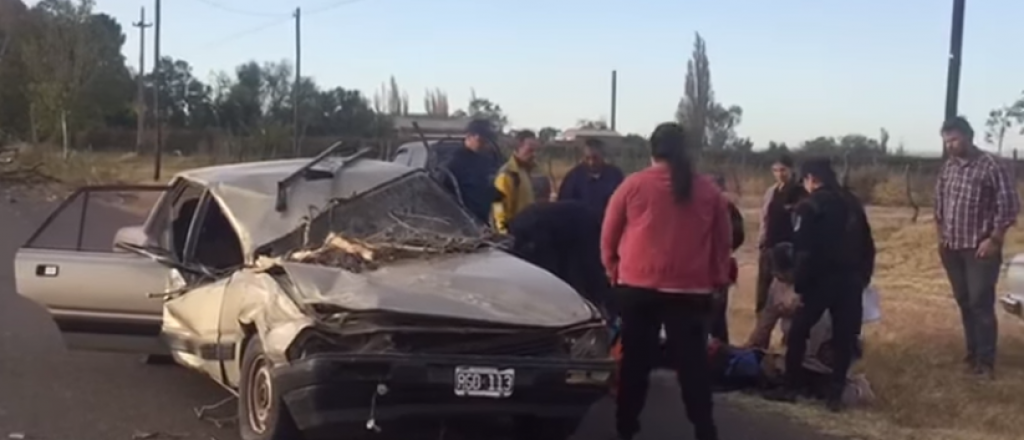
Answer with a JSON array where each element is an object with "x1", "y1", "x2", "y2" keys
[
  {"x1": 238, "y1": 336, "x2": 303, "y2": 440},
  {"x1": 512, "y1": 416, "x2": 579, "y2": 440}
]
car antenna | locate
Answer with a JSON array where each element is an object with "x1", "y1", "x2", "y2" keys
[
  {"x1": 275, "y1": 141, "x2": 373, "y2": 212},
  {"x1": 412, "y1": 122, "x2": 467, "y2": 206},
  {"x1": 410, "y1": 122, "x2": 433, "y2": 163}
]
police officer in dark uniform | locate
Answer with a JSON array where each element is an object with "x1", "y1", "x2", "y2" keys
[
  {"x1": 439, "y1": 119, "x2": 503, "y2": 225},
  {"x1": 767, "y1": 157, "x2": 875, "y2": 412}
]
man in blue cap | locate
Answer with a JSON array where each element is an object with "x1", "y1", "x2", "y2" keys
[{"x1": 438, "y1": 118, "x2": 502, "y2": 225}]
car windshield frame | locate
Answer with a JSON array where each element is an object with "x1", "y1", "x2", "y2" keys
[{"x1": 257, "y1": 169, "x2": 490, "y2": 257}]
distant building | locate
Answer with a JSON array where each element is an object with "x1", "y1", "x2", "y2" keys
[
  {"x1": 556, "y1": 128, "x2": 624, "y2": 142},
  {"x1": 392, "y1": 114, "x2": 473, "y2": 139}
]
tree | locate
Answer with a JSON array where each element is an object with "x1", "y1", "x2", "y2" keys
[
  {"x1": 675, "y1": 32, "x2": 713, "y2": 149},
  {"x1": 303, "y1": 86, "x2": 390, "y2": 138},
  {"x1": 766, "y1": 141, "x2": 790, "y2": 153},
  {"x1": 373, "y1": 75, "x2": 408, "y2": 116},
  {"x1": 985, "y1": 106, "x2": 1018, "y2": 156},
  {"x1": 146, "y1": 57, "x2": 215, "y2": 129},
  {"x1": 707, "y1": 105, "x2": 742, "y2": 150},
  {"x1": 675, "y1": 33, "x2": 744, "y2": 151},
  {"x1": 728, "y1": 137, "x2": 753, "y2": 153},
  {"x1": 423, "y1": 88, "x2": 448, "y2": 116},
  {"x1": 798, "y1": 134, "x2": 886, "y2": 157},
  {"x1": 467, "y1": 89, "x2": 507, "y2": 132},
  {"x1": 538, "y1": 127, "x2": 560, "y2": 142},
  {"x1": 0, "y1": 0, "x2": 30, "y2": 139},
  {"x1": 19, "y1": 0, "x2": 107, "y2": 148}
]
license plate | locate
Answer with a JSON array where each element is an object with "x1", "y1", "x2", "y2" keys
[{"x1": 453, "y1": 366, "x2": 515, "y2": 398}]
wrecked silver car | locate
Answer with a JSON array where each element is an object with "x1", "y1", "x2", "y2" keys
[{"x1": 14, "y1": 144, "x2": 614, "y2": 440}]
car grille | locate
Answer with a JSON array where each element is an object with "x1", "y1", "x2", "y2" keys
[{"x1": 391, "y1": 332, "x2": 566, "y2": 357}]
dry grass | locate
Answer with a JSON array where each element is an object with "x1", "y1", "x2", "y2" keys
[
  {"x1": 721, "y1": 200, "x2": 1024, "y2": 440},
  {"x1": 17, "y1": 149, "x2": 213, "y2": 186}
]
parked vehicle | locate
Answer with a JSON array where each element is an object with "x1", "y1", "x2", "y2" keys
[
  {"x1": 1000, "y1": 254, "x2": 1024, "y2": 320},
  {"x1": 15, "y1": 143, "x2": 613, "y2": 440}
]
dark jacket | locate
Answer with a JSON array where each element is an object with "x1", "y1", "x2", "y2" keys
[
  {"x1": 760, "y1": 182, "x2": 807, "y2": 248},
  {"x1": 439, "y1": 146, "x2": 500, "y2": 225},
  {"x1": 792, "y1": 187, "x2": 875, "y2": 297},
  {"x1": 557, "y1": 163, "x2": 625, "y2": 222},
  {"x1": 728, "y1": 202, "x2": 745, "y2": 252},
  {"x1": 507, "y1": 200, "x2": 608, "y2": 307}
]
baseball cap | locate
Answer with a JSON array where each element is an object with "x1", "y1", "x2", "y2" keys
[
  {"x1": 465, "y1": 119, "x2": 496, "y2": 141},
  {"x1": 799, "y1": 157, "x2": 837, "y2": 182}
]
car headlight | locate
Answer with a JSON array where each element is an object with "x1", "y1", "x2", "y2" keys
[
  {"x1": 563, "y1": 327, "x2": 611, "y2": 359},
  {"x1": 285, "y1": 329, "x2": 338, "y2": 361}
]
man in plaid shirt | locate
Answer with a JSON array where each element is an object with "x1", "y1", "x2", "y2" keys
[{"x1": 935, "y1": 116, "x2": 1020, "y2": 379}]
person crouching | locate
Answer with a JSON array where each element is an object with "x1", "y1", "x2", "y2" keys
[{"x1": 744, "y1": 242, "x2": 800, "y2": 350}]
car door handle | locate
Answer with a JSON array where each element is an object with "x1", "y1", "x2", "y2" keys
[{"x1": 35, "y1": 264, "x2": 59, "y2": 277}]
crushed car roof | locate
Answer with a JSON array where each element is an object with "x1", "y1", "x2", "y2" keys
[{"x1": 175, "y1": 157, "x2": 416, "y2": 258}]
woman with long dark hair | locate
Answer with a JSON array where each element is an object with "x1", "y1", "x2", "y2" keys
[{"x1": 601, "y1": 122, "x2": 731, "y2": 440}]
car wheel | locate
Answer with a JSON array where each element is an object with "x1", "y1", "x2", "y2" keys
[
  {"x1": 513, "y1": 416, "x2": 579, "y2": 440},
  {"x1": 238, "y1": 336, "x2": 303, "y2": 440}
]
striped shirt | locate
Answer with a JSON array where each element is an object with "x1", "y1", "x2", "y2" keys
[{"x1": 935, "y1": 150, "x2": 1020, "y2": 250}]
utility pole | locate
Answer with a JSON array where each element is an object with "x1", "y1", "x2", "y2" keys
[
  {"x1": 132, "y1": 7, "x2": 152, "y2": 155},
  {"x1": 610, "y1": 70, "x2": 618, "y2": 132},
  {"x1": 152, "y1": 0, "x2": 163, "y2": 181},
  {"x1": 292, "y1": 7, "x2": 302, "y2": 156},
  {"x1": 943, "y1": 0, "x2": 966, "y2": 158}
]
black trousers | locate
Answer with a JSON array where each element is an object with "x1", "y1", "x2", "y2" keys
[
  {"x1": 709, "y1": 287, "x2": 729, "y2": 343},
  {"x1": 614, "y1": 287, "x2": 718, "y2": 440},
  {"x1": 783, "y1": 281, "x2": 863, "y2": 398},
  {"x1": 755, "y1": 249, "x2": 773, "y2": 313}
]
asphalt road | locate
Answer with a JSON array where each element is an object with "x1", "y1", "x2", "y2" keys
[{"x1": 0, "y1": 193, "x2": 837, "y2": 440}]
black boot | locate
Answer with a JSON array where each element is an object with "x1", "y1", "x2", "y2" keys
[{"x1": 824, "y1": 381, "x2": 846, "y2": 412}]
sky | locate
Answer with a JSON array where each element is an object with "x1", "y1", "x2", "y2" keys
[{"x1": 24, "y1": 0, "x2": 1024, "y2": 154}]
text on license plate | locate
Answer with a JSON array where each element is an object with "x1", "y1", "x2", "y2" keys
[{"x1": 454, "y1": 366, "x2": 515, "y2": 398}]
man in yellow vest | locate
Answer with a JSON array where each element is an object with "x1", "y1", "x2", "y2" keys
[{"x1": 492, "y1": 130, "x2": 539, "y2": 233}]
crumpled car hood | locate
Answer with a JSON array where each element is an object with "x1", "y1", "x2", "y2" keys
[{"x1": 277, "y1": 248, "x2": 597, "y2": 328}]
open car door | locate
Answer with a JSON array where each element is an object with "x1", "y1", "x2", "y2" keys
[{"x1": 14, "y1": 185, "x2": 173, "y2": 354}]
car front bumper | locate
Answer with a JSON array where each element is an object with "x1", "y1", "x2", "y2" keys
[
  {"x1": 274, "y1": 352, "x2": 614, "y2": 434},
  {"x1": 1000, "y1": 293, "x2": 1024, "y2": 319}
]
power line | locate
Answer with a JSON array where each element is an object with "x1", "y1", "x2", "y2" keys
[
  {"x1": 204, "y1": 16, "x2": 293, "y2": 48},
  {"x1": 192, "y1": 0, "x2": 285, "y2": 18},
  {"x1": 306, "y1": 0, "x2": 375, "y2": 15},
  {"x1": 191, "y1": 0, "x2": 374, "y2": 19},
  {"x1": 201, "y1": 1, "x2": 373, "y2": 48}
]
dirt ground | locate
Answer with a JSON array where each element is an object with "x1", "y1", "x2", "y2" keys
[{"x1": 725, "y1": 199, "x2": 1024, "y2": 440}]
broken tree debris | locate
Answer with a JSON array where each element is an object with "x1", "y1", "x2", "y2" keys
[{"x1": 288, "y1": 218, "x2": 496, "y2": 273}]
